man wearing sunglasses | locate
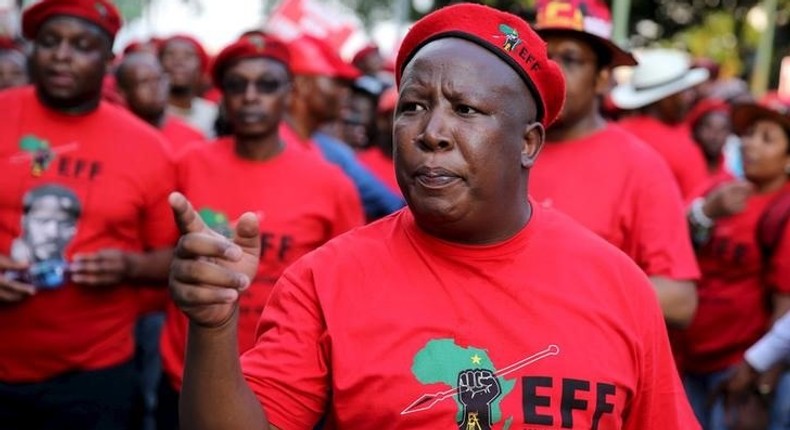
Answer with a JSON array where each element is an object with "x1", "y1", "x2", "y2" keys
[
  {"x1": 529, "y1": 0, "x2": 700, "y2": 329},
  {"x1": 155, "y1": 33, "x2": 364, "y2": 430}
]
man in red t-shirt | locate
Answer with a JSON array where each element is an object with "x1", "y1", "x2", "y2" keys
[
  {"x1": 167, "y1": 4, "x2": 699, "y2": 429},
  {"x1": 155, "y1": 34, "x2": 364, "y2": 430},
  {"x1": 115, "y1": 51, "x2": 205, "y2": 152},
  {"x1": 530, "y1": 0, "x2": 699, "y2": 328},
  {"x1": 0, "y1": 1, "x2": 177, "y2": 429},
  {"x1": 611, "y1": 48, "x2": 710, "y2": 199}
]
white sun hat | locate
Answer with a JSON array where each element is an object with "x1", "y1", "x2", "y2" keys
[{"x1": 610, "y1": 48, "x2": 710, "y2": 110}]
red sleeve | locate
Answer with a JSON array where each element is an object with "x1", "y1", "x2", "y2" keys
[
  {"x1": 141, "y1": 137, "x2": 179, "y2": 249},
  {"x1": 768, "y1": 222, "x2": 790, "y2": 294},
  {"x1": 621, "y1": 264, "x2": 701, "y2": 429},
  {"x1": 626, "y1": 150, "x2": 700, "y2": 280},
  {"x1": 240, "y1": 256, "x2": 329, "y2": 430},
  {"x1": 329, "y1": 173, "x2": 365, "y2": 238}
]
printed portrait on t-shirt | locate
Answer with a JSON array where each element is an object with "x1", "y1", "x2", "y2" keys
[{"x1": 9, "y1": 184, "x2": 81, "y2": 288}]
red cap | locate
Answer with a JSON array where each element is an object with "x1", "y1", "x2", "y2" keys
[
  {"x1": 352, "y1": 44, "x2": 379, "y2": 66},
  {"x1": 22, "y1": 0, "x2": 122, "y2": 40},
  {"x1": 535, "y1": 0, "x2": 636, "y2": 67},
  {"x1": 211, "y1": 33, "x2": 291, "y2": 89},
  {"x1": 288, "y1": 34, "x2": 361, "y2": 80},
  {"x1": 162, "y1": 34, "x2": 210, "y2": 72},
  {"x1": 686, "y1": 98, "x2": 729, "y2": 129},
  {"x1": 378, "y1": 87, "x2": 398, "y2": 114},
  {"x1": 0, "y1": 37, "x2": 19, "y2": 51},
  {"x1": 731, "y1": 99, "x2": 790, "y2": 136},
  {"x1": 396, "y1": 3, "x2": 565, "y2": 127}
]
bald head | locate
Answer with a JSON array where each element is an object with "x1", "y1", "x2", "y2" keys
[
  {"x1": 115, "y1": 52, "x2": 163, "y2": 91},
  {"x1": 0, "y1": 50, "x2": 29, "y2": 90},
  {"x1": 115, "y1": 52, "x2": 169, "y2": 125}
]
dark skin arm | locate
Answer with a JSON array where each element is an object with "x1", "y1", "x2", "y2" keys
[
  {"x1": 71, "y1": 248, "x2": 173, "y2": 286},
  {"x1": 650, "y1": 277, "x2": 698, "y2": 328},
  {"x1": 168, "y1": 192, "x2": 280, "y2": 430}
]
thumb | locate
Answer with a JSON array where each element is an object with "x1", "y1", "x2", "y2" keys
[
  {"x1": 232, "y1": 212, "x2": 261, "y2": 257},
  {"x1": 169, "y1": 192, "x2": 208, "y2": 235}
]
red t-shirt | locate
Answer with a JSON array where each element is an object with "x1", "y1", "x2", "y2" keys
[
  {"x1": 531, "y1": 124, "x2": 699, "y2": 279},
  {"x1": 357, "y1": 147, "x2": 401, "y2": 197},
  {"x1": 0, "y1": 86, "x2": 177, "y2": 382},
  {"x1": 240, "y1": 204, "x2": 699, "y2": 429},
  {"x1": 160, "y1": 115, "x2": 205, "y2": 151},
  {"x1": 678, "y1": 182, "x2": 790, "y2": 373},
  {"x1": 279, "y1": 122, "x2": 323, "y2": 157},
  {"x1": 618, "y1": 115, "x2": 708, "y2": 199},
  {"x1": 160, "y1": 138, "x2": 364, "y2": 390}
]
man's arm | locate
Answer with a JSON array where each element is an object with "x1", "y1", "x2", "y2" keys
[
  {"x1": 70, "y1": 248, "x2": 173, "y2": 286},
  {"x1": 168, "y1": 192, "x2": 277, "y2": 430},
  {"x1": 649, "y1": 277, "x2": 698, "y2": 328}
]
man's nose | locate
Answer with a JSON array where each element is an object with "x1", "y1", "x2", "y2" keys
[{"x1": 418, "y1": 109, "x2": 452, "y2": 151}]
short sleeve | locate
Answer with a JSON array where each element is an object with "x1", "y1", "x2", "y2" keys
[
  {"x1": 767, "y1": 221, "x2": 790, "y2": 293},
  {"x1": 625, "y1": 150, "x2": 700, "y2": 280},
  {"x1": 328, "y1": 172, "x2": 365, "y2": 238},
  {"x1": 240, "y1": 256, "x2": 330, "y2": 430},
  {"x1": 140, "y1": 136, "x2": 179, "y2": 249},
  {"x1": 619, "y1": 264, "x2": 701, "y2": 429}
]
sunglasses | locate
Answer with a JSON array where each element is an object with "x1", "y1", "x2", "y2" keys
[{"x1": 222, "y1": 77, "x2": 287, "y2": 95}]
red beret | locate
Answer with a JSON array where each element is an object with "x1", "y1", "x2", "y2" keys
[
  {"x1": 22, "y1": 0, "x2": 122, "y2": 40},
  {"x1": 396, "y1": 3, "x2": 565, "y2": 127},
  {"x1": 162, "y1": 34, "x2": 210, "y2": 72},
  {"x1": 211, "y1": 34, "x2": 291, "y2": 89},
  {"x1": 352, "y1": 44, "x2": 379, "y2": 66},
  {"x1": 686, "y1": 98, "x2": 728, "y2": 130},
  {"x1": 288, "y1": 34, "x2": 360, "y2": 80}
]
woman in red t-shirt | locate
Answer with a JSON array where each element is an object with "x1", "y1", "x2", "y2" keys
[{"x1": 681, "y1": 101, "x2": 790, "y2": 430}]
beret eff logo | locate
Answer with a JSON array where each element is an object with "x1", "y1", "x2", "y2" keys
[
  {"x1": 498, "y1": 24, "x2": 522, "y2": 52},
  {"x1": 246, "y1": 34, "x2": 266, "y2": 52},
  {"x1": 94, "y1": 2, "x2": 108, "y2": 19}
]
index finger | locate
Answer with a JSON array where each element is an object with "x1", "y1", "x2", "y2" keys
[{"x1": 169, "y1": 192, "x2": 208, "y2": 235}]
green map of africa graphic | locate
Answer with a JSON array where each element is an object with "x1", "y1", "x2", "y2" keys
[{"x1": 411, "y1": 339, "x2": 515, "y2": 428}]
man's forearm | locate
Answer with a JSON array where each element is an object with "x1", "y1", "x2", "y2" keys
[
  {"x1": 181, "y1": 311, "x2": 269, "y2": 430},
  {"x1": 127, "y1": 248, "x2": 173, "y2": 282},
  {"x1": 649, "y1": 277, "x2": 698, "y2": 328}
]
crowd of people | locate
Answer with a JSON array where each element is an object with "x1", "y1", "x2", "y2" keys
[{"x1": 0, "y1": 0, "x2": 789, "y2": 429}]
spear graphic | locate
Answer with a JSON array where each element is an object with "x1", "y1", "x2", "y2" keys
[{"x1": 401, "y1": 344, "x2": 560, "y2": 415}]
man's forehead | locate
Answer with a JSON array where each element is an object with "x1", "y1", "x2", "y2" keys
[{"x1": 39, "y1": 15, "x2": 108, "y2": 39}]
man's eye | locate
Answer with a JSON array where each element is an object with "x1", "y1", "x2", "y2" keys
[
  {"x1": 399, "y1": 102, "x2": 424, "y2": 113},
  {"x1": 456, "y1": 105, "x2": 478, "y2": 115},
  {"x1": 37, "y1": 35, "x2": 58, "y2": 48}
]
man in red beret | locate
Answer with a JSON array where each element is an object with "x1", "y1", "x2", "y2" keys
[
  {"x1": 167, "y1": 4, "x2": 698, "y2": 429},
  {"x1": 528, "y1": 0, "x2": 700, "y2": 330},
  {"x1": 155, "y1": 33, "x2": 363, "y2": 429},
  {"x1": 0, "y1": 1, "x2": 177, "y2": 429},
  {"x1": 159, "y1": 34, "x2": 217, "y2": 139}
]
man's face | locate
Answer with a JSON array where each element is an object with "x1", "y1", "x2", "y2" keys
[
  {"x1": 693, "y1": 111, "x2": 730, "y2": 161},
  {"x1": 341, "y1": 91, "x2": 376, "y2": 149},
  {"x1": 304, "y1": 75, "x2": 348, "y2": 122},
  {"x1": 160, "y1": 39, "x2": 202, "y2": 90},
  {"x1": 24, "y1": 195, "x2": 78, "y2": 262},
  {"x1": 221, "y1": 57, "x2": 291, "y2": 139},
  {"x1": 394, "y1": 38, "x2": 541, "y2": 242},
  {"x1": 30, "y1": 16, "x2": 110, "y2": 108},
  {"x1": 545, "y1": 35, "x2": 606, "y2": 133},
  {"x1": 0, "y1": 51, "x2": 28, "y2": 90},
  {"x1": 121, "y1": 58, "x2": 169, "y2": 120}
]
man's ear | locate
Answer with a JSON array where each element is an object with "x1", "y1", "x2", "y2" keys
[
  {"x1": 595, "y1": 67, "x2": 611, "y2": 97},
  {"x1": 521, "y1": 122, "x2": 545, "y2": 169}
]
